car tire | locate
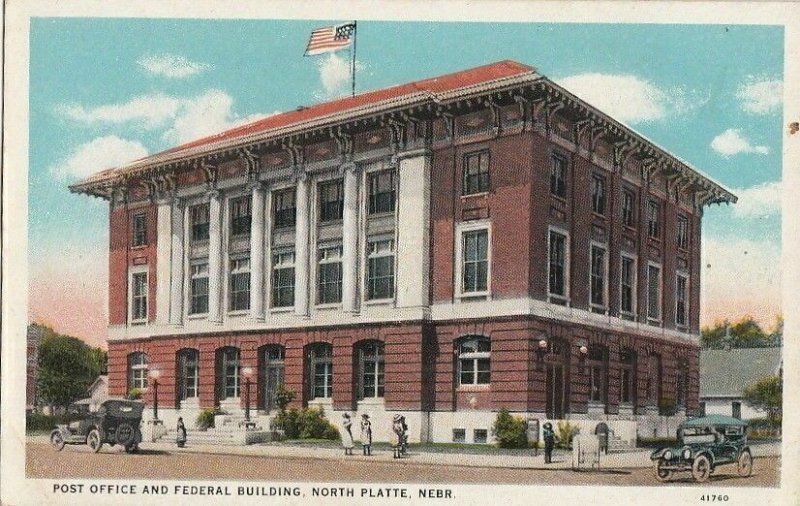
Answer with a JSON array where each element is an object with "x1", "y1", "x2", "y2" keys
[
  {"x1": 124, "y1": 444, "x2": 139, "y2": 454},
  {"x1": 116, "y1": 423, "x2": 135, "y2": 446},
  {"x1": 692, "y1": 454, "x2": 712, "y2": 482},
  {"x1": 737, "y1": 450, "x2": 753, "y2": 477},
  {"x1": 655, "y1": 462, "x2": 673, "y2": 482},
  {"x1": 50, "y1": 431, "x2": 66, "y2": 451},
  {"x1": 87, "y1": 429, "x2": 102, "y2": 453}
]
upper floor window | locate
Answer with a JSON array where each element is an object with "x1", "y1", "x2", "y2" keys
[
  {"x1": 127, "y1": 352, "x2": 148, "y2": 391},
  {"x1": 550, "y1": 154, "x2": 567, "y2": 198},
  {"x1": 676, "y1": 274, "x2": 689, "y2": 327},
  {"x1": 358, "y1": 341, "x2": 385, "y2": 399},
  {"x1": 590, "y1": 245, "x2": 607, "y2": 309},
  {"x1": 677, "y1": 214, "x2": 689, "y2": 249},
  {"x1": 647, "y1": 200, "x2": 660, "y2": 239},
  {"x1": 620, "y1": 255, "x2": 636, "y2": 315},
  {"x1": 587, "y1": 346, "x2": 608, "y2": 404},
  {"x1": 461, "y1": 229, "x2": 489, "y2": 294},
  {"x1": 189, "y1": 262, "x2": 209, "y2": 315},
  {"x1": 621, "y1": 189, "x2": 635, "y2": 227},
  {"x1": 457, "y1": 336, "x2": 491, "y2": 386},
  {"x1": 132, "y1": 213, "x2": 147, "y2": 247},
  {"x1": 191, "y1": 204, "x2": 210, "y2": 242},
  {"x1": 463, "y1": 151, "x2": 490, "y2": 195},
  {"x1": 591, "y1": 175, "x2": 606, "y2": 215},
  {"x1": 548, "y1": 230, "x2": 568, "y2": 299},
  {"x1": 272, "y1": 251, "x2": 295, "y2": 308},
  {"x1": 230, "y1": 196, "x2": 252, "y2": 237},
  {"x1": 647, "y1": 263, "x2": 662, "y2": 322},
  {"x1": 309, "y1": 343, "x2": 333, "y2": 399},
  {"x1": 319, "y1": 180, "x2": 344, "y2": 222},
  {"x1": 318, "y1": 245, "x2": 343, "y2": 304},
  {"x1": 368, "y1": 171, "x2": 396, "y2": 214},
  {"x1": 131, "y1": 271, "x2": 148, "y2": 322},
  {"x1": 367, "y1": 239, "x2": 395, "y2": 300},
  {"x1": 273, "y1": 189, "x2": 296, "y2": 229},
  {"x1": 229, "y1": 257, "x2": 251, "y2": 311},
  {"x1": 620, "y1": 349, "x2": 636, "y2": 405}
]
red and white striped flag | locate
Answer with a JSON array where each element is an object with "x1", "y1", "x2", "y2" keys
[{"x1": 304, "y1": 23, "x2": 356, "y2": 56}]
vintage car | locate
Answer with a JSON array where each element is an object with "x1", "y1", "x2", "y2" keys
[
  {"x1": 651, "y1": 415, "x2": 753, "y2": 482},
  {"x1": 50, "y1": 399, "x2": 144, "y2": 453}
]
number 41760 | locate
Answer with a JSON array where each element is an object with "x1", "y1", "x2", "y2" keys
[{"x1": 700, "y1": 495, "x2": 729, "y2": 502}]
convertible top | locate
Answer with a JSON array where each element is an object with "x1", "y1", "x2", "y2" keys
[
  {"x1": 680, "y1": 415, "x2": 748, "y2": 428},
  {"x1": 101, "y1": 399, "x2": 144, "y2": 418}
]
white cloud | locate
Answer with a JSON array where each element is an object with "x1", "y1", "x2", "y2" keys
[
  {"x1": 137, "y1": 53, "x2": 211, "y2": 79},
  {"x1": 710, "y1": 128, "x2": 769, "y2": 157},
  {"x1": 556, "y1": 73, "x2": 708, "y2": 124},
  {"x1": 729, "y1": 181, "x2": 781, "y2": 219},
  {"x1": 315, "y1": 54, "x2": 364, "y2": 99},
  {"x1": 57, "y1": 94, "x2": 182, "y2": 129},
  {"x1": 736, "y1": 76, "x2": 783, "y2": 115},
  {"x1": 49, "y1": 135, "x2": 149, "y2": 181}
]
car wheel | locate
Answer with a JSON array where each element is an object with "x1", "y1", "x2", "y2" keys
[
  {"x1": 124, "y1": 444, "x2": 139, "y2": 454},
  {"x1": 87, "y1": 429, "x2": 102, "y2": 453},
  {"x1": 655, "y1": 462, "x2": 673, "y2": 482},
  {"x1": 692, "y1": 454, "x2": 712, "y2": 482},
  {"x1": 50, "y1": 431, "x2": 66, "y2": 451},
  {"x1": 737, "y1": 450, "x2": 753, "y2": 477},
  {"x1": 116, "y1": 423, "x2": 135, "y2": 446}
]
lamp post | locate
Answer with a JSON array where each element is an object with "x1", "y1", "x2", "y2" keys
[
  {"x1": 149, "y1": 368, "x2": 161, "y2": 422},
  {"x1": 535, "y1": 339, "x2": 548, "y2": 371},
  {"x1": 242, "y1": 366, "x2": 254, "y2": 424}
]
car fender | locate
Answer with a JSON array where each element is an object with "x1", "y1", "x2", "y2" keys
[{"x1": 696, "y1": 450, "x2": 715, "y2": 468}]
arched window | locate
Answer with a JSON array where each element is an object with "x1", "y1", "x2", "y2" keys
[
  {"x1": 587, "y1": 345, "x2": 608, "y2": 404},
  {"x1": 358, "y1": 341, "x2": 384, "y2": 399},
  {"x1": 127, "y1": 352, "x2": 148, "y2": 390},
  {"x1": 457, "y1": 336, "x2": 490, "y2": 386},
  {"x1": 260, "y1": 345, "x2": 285, "y2": 411},
  {"x1": 177, "y1": 349, "x2": 199, "y2": 401},
  {"x1": 218, "y1": 347, "x2": 240, "y2": 399},
  {"x1": 309, "y1": 343, "x2": 333, "y2": 399}
]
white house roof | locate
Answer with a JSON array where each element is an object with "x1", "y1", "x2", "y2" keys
[{"x1": 699, "y1": 348, "x2": 782, "y2": 398}]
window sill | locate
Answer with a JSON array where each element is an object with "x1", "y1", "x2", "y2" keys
[
  {"x1": 550, "y1": 194, "x2": 567, "y2": 204},
  {"x1": 191, "y1": 239, "x2": 209, "y2": 246},
  {"x1": 130, "y1": 319, "x2": 148, "y2": 326},
  {"x1": 130, "y1": 244, "x2": 148, "y2": 250},
  {"x1": 622, "y1": 224, "x2": 636, "y2": 233},
  {"x1": 367, "y1": 211, "x2": 396, "y2": 219},
  {"x1": 357, "y1": 397, "x2": 385, "y2": 406},
  {"x1": 315, "y1": 303, "x2": 342, "y2": 311},
  {"x1": 647, "y1": 319, "x2": 663, "y2": 327},
  {"x1": 548, "y1": 295, "x2": 569, "y2": 306},
  {"x1": 456, "y1": 384, "x2": 490, "y2": 392},
  {"x1": 270, "y1": 306, "x2": 294, "y2": 314},
  {"x1": 187, "y1": 313, "x2": 208, "y2": 320},
  {"x1": 619, "y1": 311, "x2": 637, "y2": 321},
  {"x1": 272, "y1": 225, "x2": 296, "y2": 232},
  {"x1": 461, "y1": 192, "x2": 490, "y2": 199},
  {"x1": 227, "y1": 310, "x2": 249, "y2": 317},
  {"x1": 590, "y1": 305, "x2": 608, "y2": 315},
  {"x1": 318, "y1": 219, "x2": 344, "y2": 226},
  {"x1": 363, "y1": 298, "x2": 394, "y2": 307},
  {"x1": 591, "y1": 212, "x2": 607, "y2": 220},
  {"x1": 456, "y1": 292, "x2": 490, "y2": 302}
]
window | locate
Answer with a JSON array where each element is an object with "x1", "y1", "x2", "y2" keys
[
  {"x1": 189, "y1": 263, "x2": 209, "y2": 315},
  {"x1": 127, "y1": 352, "x2": 148, "y2": 390},
  {"x1": 177, "y1": 349, "x2": 199, "y2": 400},
  {"x1": 590, "y1": 245, "x2": 607, "y2": 308},
  {"x1": 620, "y1": 255, "x2": 636, "y2": 314},
  {"x1": 272, "y1": 251, "x2": 295, "y2": 308},
  {"x1": 621, "y1": 189, "x2": 635, "y2": 227},
  {"x1": 587, "y1": 346, "x2": 607, "y2": 404},
  {"x1": 676, "y1": 274, "x2": 688, "y2": 327},
  {"x1": 368, "y1": 171, "x2": 396, "y2": 214},
  {"x1": 548, "y1": 230, "x2": 568, "y2": 299},
  {"x1": 273, "y1": 189, "x2": 296, "y2": 229},
  {"x1": 457, "y1": 336, "x2": 491, "y2": 386},
  {"x1": 647, "y1": 200, "x2": 660, "y2": 239},
  {"x1": 229, "y1": 257, "x2": 251, "y2": 311},
  {"x1": 591, "y1": 175, "x2": 606, "y2": 215},
  {"x1": 463, "y1": 151, "x2": 490, "y2": 195},
  {"x1": 319, "y1": 180, "x2": 344, "y2": 222},
  {"x1": 132, "y1": 213, "x2": 147, "y2": 247},
  {"x1": 309, "y1": 343, "x2": 333, "y2": 399},
  {"x1": 367, "y1": 239, "x2": 395, "y2": 300},
  {"x1": 474, "y1": 429, "x2": 488, "y2": 444},
  {"x1": 676, "y1": 361, "x2": 688, "y2": 408},
  {"x1": 620, "y1": 349, "x2": 636, "y2": 405},
  {"x1": 550, "y1": 154, "x2": 567, "y2": 198},
  {"x1": 230, "y1": 196, "x2": 252, "y2": 237},
  {"x1": 131, "y1": 272, "x2": 148, "y2": 322},
  {"x1": 358, "y1": 341, "x2": 385, "y2": 399},
  {"x1": 461, "y1": 230, "x2": 489, "y2": 294},
  {"x1": 647, "y1": 264, "x2": 661, "y2": 322},
  {"x1": 732, "y1": 401, "x2": 741, "y2": 419},
  {"x1": 191, "y1": 204, "x2": 210, "y2": 242},
  {"x1": 677, "y1": 214, "x2": 689, "y2": 249},
  {"x1": 453, "y1": 428, "x2": 466, "y2": 443},
  {"x1": 318, "y1": 245, "x2": 343, "y2": 304},
  {"x1": 221, "y1": 347, "x2": 240, "y2": 399}
]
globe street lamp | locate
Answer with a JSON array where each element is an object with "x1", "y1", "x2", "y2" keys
[
  {"x1": 149, "y1": 367, "x2": 161, "y2": 422},
  {"x1": 242, "y1": 366, "x2": 254, "y2": 424}
]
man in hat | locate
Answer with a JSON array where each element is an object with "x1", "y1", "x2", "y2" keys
[
  {"x1": 341, "y1": 413, "x2": 355, "y2": 455},
  {"x1": 360, "y1": 414, "x2": 373, "y2": 456},
  {"x1": 543, "y1": 422, "x2": 556, "y2": 464},
  {"x1": 391, "y1": 414, "x2": 404, "y2": 459}
]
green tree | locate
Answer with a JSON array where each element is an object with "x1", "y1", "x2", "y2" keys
[
  {"x1": 743, "y1": 375, "x2": 782, "y2": 423},
  {"x1": 700, "y1": 316, "x2": 771, "y2": 349}
]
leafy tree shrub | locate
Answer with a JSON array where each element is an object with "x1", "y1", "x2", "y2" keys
[
  {"x1": 491, "y1": 409, "x2": 528, "y2": 448},
  {"x1": 743, "y1": 375, "x2": 782, "y2": 422},
  {"x1": 127, "y1": 388, "x2": 144, "y2": 400},
  {"x1": 556, "y1": 420, "x2": 579, "y2": 449},
  {"x1": 274, "y1": 385, "x2": 296, "y2": 413},
  {"x1": 196, "y1": 407, "x2": 222, "y2": 430},
  {"x1": 26, "y1": 412, "x2": 81, "y2": 433},
  {"x1": 273, "y1": 407, "x2": 339, "y2": 440},
  {"x1": 658, "y1": 398, "x2": 678, "y2": 416}
]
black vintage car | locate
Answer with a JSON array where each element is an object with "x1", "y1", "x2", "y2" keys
[
  {"x1": 650, "y1": 415, "x2": 753, "y2": 482},
  {"x1": 50, "y1": 399, "x2": 144, "y2": 453}
]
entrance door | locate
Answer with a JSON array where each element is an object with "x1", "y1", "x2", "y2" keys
[
  {"x1": 262, "y1": 346, "x2": 285, "y2": 412},
  {"x1": 546, "y1": 363, "x2": 565, "y2": 419}
]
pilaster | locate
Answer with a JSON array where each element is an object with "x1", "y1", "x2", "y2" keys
[
  {"x1": 207, "y1": 190, "x2": 223, "y2": 324},
  {"x1": 341, "y1": 163, "x2": 360, "y2": 313}
]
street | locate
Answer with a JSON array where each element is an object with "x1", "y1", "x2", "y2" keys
[{"x1": 26, "y1": 441, "x2": 780, "y2": 487}]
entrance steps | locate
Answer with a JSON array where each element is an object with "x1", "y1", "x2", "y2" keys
[{"x1": 154, "y1": 414, "x2": 277, "y2": 446}]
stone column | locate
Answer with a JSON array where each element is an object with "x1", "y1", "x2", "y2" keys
[
  {"x1": 341, "y1": 163, "x2": 359, "y2": 313},
  {"x1": 169, "y1": 198, "x2": 185, "y2": 325},
  {"x1": 294, "y1": 175, "x2": 311, "y2": 316},
  {"x1": 155, "y1": 197, "x2": 173, "y2": 325},
  {"x1": 396, "y1": 149, "x2": 431, "y2": 308},
  {"x1": 250, "y1": 183, "x2": 266, "y2": 320},
  {"x1": 207, "y1": 190, "x2": 223, "y2": 323}
]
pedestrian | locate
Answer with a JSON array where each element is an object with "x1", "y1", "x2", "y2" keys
[
  {"x1": 543, "y1": 422, "x2": 555, "y2": 464},
  {"x1": 400, "y1": 415, "x2": 409, "y2": 455},
  {"x1": 391, "y1": 414, "x2": 404, "y2": 459},
  {"x1": 341, "y1": 413, "x2": 355, "y2": 456},
  {"x1": 360, "y1": 414, "x2": 372, "y2": 456},
  {"x1": 176, "y1": 416, "x2": 187, "y2": 448}
]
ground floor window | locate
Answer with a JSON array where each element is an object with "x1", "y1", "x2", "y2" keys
[
  {"x1": 309, "y1": 343, "x2": 333, "y2": 399},
  {"x1": 358, "y1": 340, "x2": 384, "y2": 399},
  {"x1": 220, "y1": 347, "x2": 240, "y2": 399},
  {"x1": 127, "y1": 352, "x2": 148, "y2": 390},
  {"x1": 177, "y1": 348, "x2": 199, "y2": 400},
  {"x1": 457, "y1": 336, "x2": 490, "y2": 386}
]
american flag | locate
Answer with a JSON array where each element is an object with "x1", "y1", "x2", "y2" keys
[{"x1": 304, "y1": 23, "x2": 356, "y2": 56}]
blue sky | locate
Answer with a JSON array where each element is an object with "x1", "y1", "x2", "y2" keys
[{"x1": 28, "y1": 18, "x2": 784, "y2": 346}]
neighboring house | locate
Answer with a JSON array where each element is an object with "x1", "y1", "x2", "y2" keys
[
  {"x1": 87, "y1": 375, "x2": 109, "y2": 411},
  {"x1": 26, "y1": 324, "x2": 44, "y2": 413},
  {"x1": 700, "y1": 347, "x2": 782, "y2": 420},
  {"x1": 69, "y1": 60, "x2": 736, "y2": 442}
]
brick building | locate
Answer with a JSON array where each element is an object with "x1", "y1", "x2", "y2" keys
[{"x1": 70, "y1": 61, "x2": 736, "y2": 443}]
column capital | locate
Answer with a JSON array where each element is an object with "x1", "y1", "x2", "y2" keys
[
  {"x1": 395, "y1": 147, "x2": 432, "y2": 163},
  {"x1": 338, "y1": 161, "x2": 358, "y2": 177},
  {"x1": 247, "y1": 180, "x2": 266, "y2": 192},
  {"x1": 205, "y1": 188, "x2": 221, "y2": 201}
]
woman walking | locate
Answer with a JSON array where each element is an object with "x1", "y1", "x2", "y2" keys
[
  {"x1": 176, "y1": 417, "x2": 187, "y2": 448},
  {"x1": 391, "y1": 414, "x2": 404, "y2": 459},
  {"x1": 360, "y1": 414, "x2": 372, "y2": 456},
  {"x1": 341, "y1": 413, "x2": 355, "y2": 455}
]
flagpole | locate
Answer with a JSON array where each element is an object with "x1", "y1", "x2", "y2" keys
[{"x1": 351, "y1": 20, "x2": 357, "y2": 97}]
